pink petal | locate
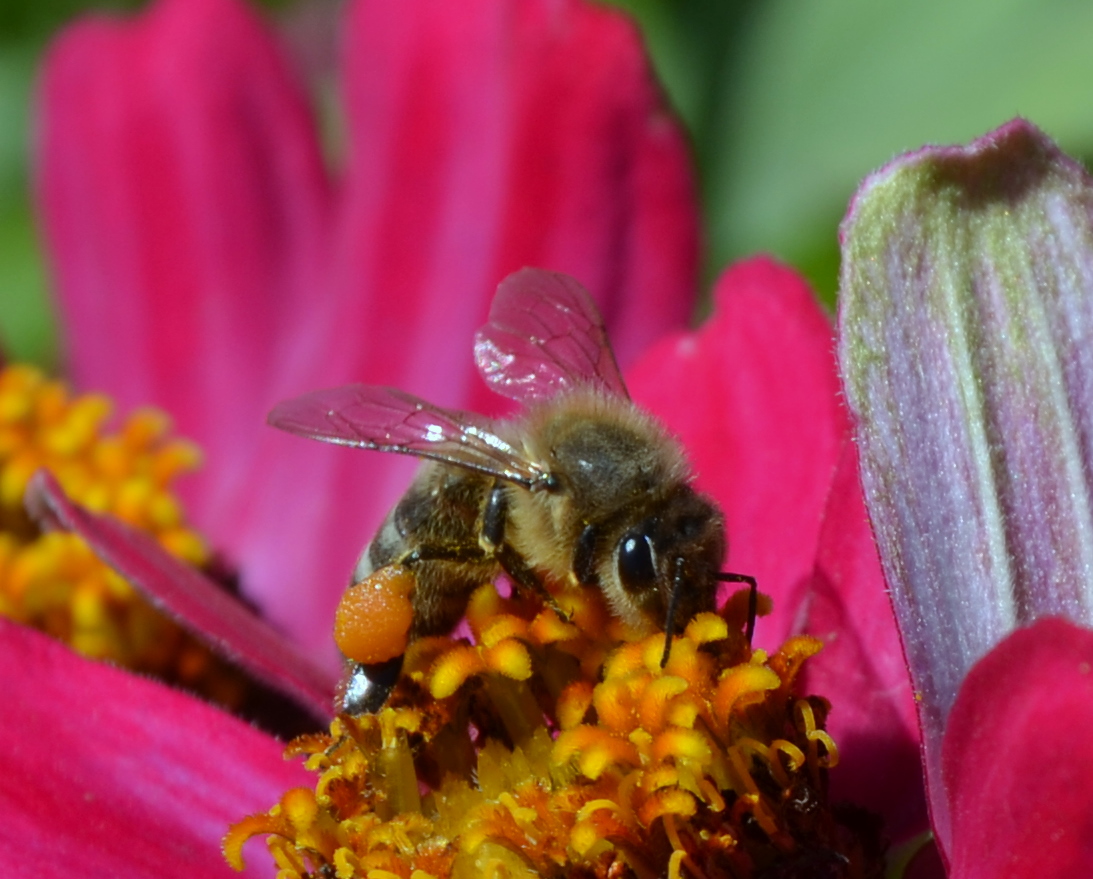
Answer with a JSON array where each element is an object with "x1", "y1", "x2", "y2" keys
[
  {"x1": 627, "y1": 257, "x2": 849, "y2": 648},
  {"x1": 28, "y1": 470, "x2": 337, "y2": 720},
  {"x1": 324, "y1": 0, "x2": 697, "y2": 397},
  {"x1": 800, "y1": 443, "x2": 926, "y2": 842},
  {"x1": 233, "y1": 0, "x2": 700, "y2": 656},
  {"x1": 36, "y1": 0, "x2": 330, "y2": 534},
  {"x1": 0, "y1": 617, "x2": 310, "y2": 878},
  {"x1": 943, "y1": 618, "x2": 1093, "y2": 878},
  {"x1": 839, "y1": 119, "x2": 1093, "y2": 851}
]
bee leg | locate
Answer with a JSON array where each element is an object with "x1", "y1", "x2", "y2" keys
[
  {"x1": 495, "y1": 543, "x2": 568, "y2": 619},
  {"x1": 400, "y1": 545, "x2": 489, "y2": 565},
  {"x1": 482, "y1": 481, "x2": 567, "y2": 618},
  {"x1": 480, "y1": 482, "x2": 509, "y2": 550},
  {"x1": 661, "y1": 557, "x2": 685, "y2": 667},
  {"x1": 716, "y1": 571, "x2": 759, "y2": 646},
  {"x1": 572, "y1": 524, "x2": 598, "y2": 586},
  {"x1": 341, "y1": 656, "x2": 404, "y2": 715}
]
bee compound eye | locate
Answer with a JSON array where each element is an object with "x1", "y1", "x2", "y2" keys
[{"x1": 617, "y1": 530, "x2": 658, "y2": 593}]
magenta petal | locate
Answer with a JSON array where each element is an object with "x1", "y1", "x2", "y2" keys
[
  {"x1": 28, "y1": 470, "x2": 337, "y2": 720},
  {"x1": 627, "y1": 257, "x2": 849, "y2": 647},
  {"x1": 1, "y1": 617, "x2": 310, "y2": 877},
  {"x1": 801, "y1": 443, "x2": 926, "y2": 842},
  {"x1": 232, "y1": 0, "x2": 700, "y2": 655},
  {"x1": 329, "y1": 0, "x2": 698, "y2": 395},
  {"x1": 943, "y1": 619, "x2": 1093, "y2": 878},
  {"x1": 37, "y1": 0, "x2": 330, "y2": 532}
]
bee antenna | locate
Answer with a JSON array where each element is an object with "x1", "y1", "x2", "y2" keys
[
  {"x1": 660, "y1": 557, "x2": 685, "y2": 668},
  {"x1": 715, "y1": 571, "x2": 758, "y2": 646}
]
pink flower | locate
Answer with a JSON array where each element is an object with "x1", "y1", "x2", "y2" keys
[
  {"x1": 36, "y1": 0, "x2": 698, "y2": 662},
  {"x1": 31, "y1": 0, "x2": 1077, "y2": 874},
  {"x1": 838, "y1": 119, "x2": 1093, "y2": 876},
  {"x1": 12, "y1": 0, "x2": 873, "y2": 872},
  {"x1": 6, "y1": 256, "x2": 859, "y2": 876}
]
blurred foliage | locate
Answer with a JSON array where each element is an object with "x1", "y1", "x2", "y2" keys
[
  {"x1": 2, "y1": 0, "x2": 1093, "y2": 362},
  {"x1": 600, "y1": 0, "x2": 755, "y2": 167},
  {"x1": 0, "y1": 0, "x2": 284, "y2": 367},
  {"x1": 0, "y1": 43, "x2": 52, "y2": 366},
  {"x1": 609, "y1": 0, "x2": 1093, "y2": 308},
  {"x1": 0, "y1": 0, "x2": 140, "y2": 40}
]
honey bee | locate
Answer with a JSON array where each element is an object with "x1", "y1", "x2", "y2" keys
[{"x1": 269, "y1": 268, "x2": 755, "y2": 715}]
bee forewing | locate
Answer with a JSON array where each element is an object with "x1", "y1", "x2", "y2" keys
[
  {"x1": 268, "y1": 384, "x2": 549, "y2": 488},
  {"x1": 474, "y1": 268, "x2": 629, "y2": 404}
]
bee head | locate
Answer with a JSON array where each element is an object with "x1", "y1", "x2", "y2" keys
[{"x1": 607, "y1": 486, "x2": 726, "y2": 651}]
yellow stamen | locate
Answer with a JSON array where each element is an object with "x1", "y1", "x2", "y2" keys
[
  {"x1": 483, "y1": 638, "x2": 533, "y2": 680},
  {"x1": 228, "y1": 575, "x2": 886, "y2": 877},
  {"x1": 667, "y1": 848, "x2": 687, "y2": 879},
  {"x1": 0, "y1": 364, "x2": 243, "y2": 707},
  {"x1": 429, "y1": 644, "x2": 486, "y2": 699}
]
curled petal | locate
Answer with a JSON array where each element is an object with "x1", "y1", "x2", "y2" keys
[
  {"x1": 839, "y1": 119, "x2": 1093, "y2": 848},
  {"x1": 27, "y1": 469, "x2": 337, "y2": 720}
]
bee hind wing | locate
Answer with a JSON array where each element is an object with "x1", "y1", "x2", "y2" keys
[
  {"x1": 268, "y1": 384, "x2": 549, "y2": 489},
  {"x1": 474, "y1": 268, "x2": 629, "y2": 404}
]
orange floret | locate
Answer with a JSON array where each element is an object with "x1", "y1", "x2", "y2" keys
[
  {"x1": 428, "y1": 644, "x2": 487, "y2": 699},
  {"x1": 228, "y1": 575, "x2": 886, "y2": 879}
]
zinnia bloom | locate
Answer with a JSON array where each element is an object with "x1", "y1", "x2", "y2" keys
[
  {"x1": 35, "y1": 0, "x2": 699, "y2": 661},
  {"x1": 8, "y1": 256, "x2": 868, "y2": 878},
  {"x1": 4, "y1": 0, "x2": 872, "y2": 875},
  {"x1": 27, "y1": 3, "x2": 1091, "y2": 878}
]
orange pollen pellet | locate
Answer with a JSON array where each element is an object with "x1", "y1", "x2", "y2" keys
[{"x1": 334, "y1": 565, "x2": 416, "y2": 664}]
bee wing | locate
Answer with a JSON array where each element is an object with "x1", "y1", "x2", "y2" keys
[
  {"x1": 474, "y1": 268, "x2": 630, "y2": 404},
  {"x1": 268, "y1": 384, "x2": 551, "y2": 489}
]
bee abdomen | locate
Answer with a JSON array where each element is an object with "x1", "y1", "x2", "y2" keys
[
  {"x1": 352, "y1": 469, "x2": 446, "y2": 581},
  {"x1": 352, "y1": 509, "x2": 404, "y2": 581}
]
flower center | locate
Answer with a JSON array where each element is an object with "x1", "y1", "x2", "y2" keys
[
  {"x1": 0, "y1": 364, "x2": 243, "y2": 706},
  {"x1": 225, "y1": 580, "x2": 886, "y2": 877}
]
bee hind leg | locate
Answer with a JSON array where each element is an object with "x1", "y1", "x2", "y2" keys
[{"x1": 340, "y1": 655, "x2": 405, "y2": 715}]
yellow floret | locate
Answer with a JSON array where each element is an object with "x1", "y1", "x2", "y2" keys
[
  {"x1": 0, "y1": 364, "x2": 242, "y2": 706},
  {"x1": 227, "y1": 563, "x2": 882, "y2": 878}
]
